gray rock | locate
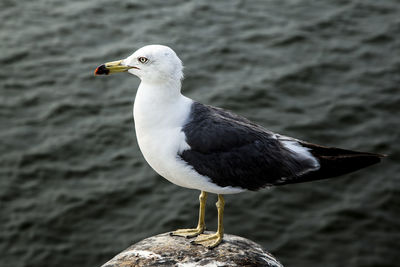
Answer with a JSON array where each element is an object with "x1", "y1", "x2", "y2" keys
[{"x1": 101, "y1": 232, "x2": 283, "y2": 267}]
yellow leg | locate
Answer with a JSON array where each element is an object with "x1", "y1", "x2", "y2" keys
[
  {"x1": 193, "y1": 194, "x2": 224, "y2": 248},
  {"x1": 171, "y1": 191, "x2": 208, "y2": 238}
]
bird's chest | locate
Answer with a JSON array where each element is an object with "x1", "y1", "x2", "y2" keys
[
  {"x1": 133, "y1": 94, "x2": 192, "y2": 185},
  {"x1": 136, "y1": 127, "x2": 185, "y2": 174}
]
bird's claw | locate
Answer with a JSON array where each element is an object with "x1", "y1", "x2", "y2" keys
[
  {"x1": 171, "y1": 227, "x2": 204, "y2": 238},
  {"x1": 191, "y1": 233, "x2": 222, "y2": 248}
]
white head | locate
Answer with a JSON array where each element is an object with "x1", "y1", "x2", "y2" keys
[
  {"x1": 125, "y1": 45, "x2": 184, "y2": 83},
  {"x1": 95, "y1": 45, "x2": 184, "y2": 85}
]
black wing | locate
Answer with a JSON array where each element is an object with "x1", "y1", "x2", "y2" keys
[
  {"x1": 179, "y1": 102, "x2": 384, "y2": 190},
  {"x1": 179, "y1": 102, "x2": 319, "y2": 190}
]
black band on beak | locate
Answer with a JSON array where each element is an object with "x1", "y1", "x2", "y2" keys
[{"x1": 94, "y1": 64, "x2": 109, "y2": 75}]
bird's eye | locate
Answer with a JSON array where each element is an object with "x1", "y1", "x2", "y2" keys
[{"x1": 138, "y1": 57, "x2": 148, "y2": 64}]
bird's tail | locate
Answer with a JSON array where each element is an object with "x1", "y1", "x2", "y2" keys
[{"x1": 278, "y1": 142, "x2": 386, "y2": 185}]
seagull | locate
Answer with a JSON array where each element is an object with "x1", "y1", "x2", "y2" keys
[{"x1": 94, "y1": 45, "x2": 385, "y2": 248}]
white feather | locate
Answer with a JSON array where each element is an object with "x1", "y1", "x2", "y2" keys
[{"x1": 280, "y1": 138, "x2": 320, "y2": 170}]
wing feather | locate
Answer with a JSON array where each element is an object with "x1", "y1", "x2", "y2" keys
[{"x1": 179, "y1": 103, "x2": 318, "y2": 190}]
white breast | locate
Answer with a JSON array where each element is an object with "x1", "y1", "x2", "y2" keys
[{"x1": 133, "y1": 83, "x2": 245, "y2": 194}]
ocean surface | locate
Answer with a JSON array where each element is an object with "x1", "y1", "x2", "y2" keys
[{"x1": 1, "y1": 0, "x2": 399, "y2": 266}]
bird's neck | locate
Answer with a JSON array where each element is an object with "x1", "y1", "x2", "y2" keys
[
  {"x1": 139, "y1": 78, "x2": 182, "y2": 100},
  {"x1": 133, "y1": 80, "x2": 193, "y2": 132}
]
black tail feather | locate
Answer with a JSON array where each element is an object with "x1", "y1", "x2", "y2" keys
[{"x1": 277, "y1": 142, "x2": 386, "y2": 185}]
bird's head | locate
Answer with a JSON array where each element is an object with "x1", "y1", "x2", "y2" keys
[{"x1": 95, "y1": 45, "x2": 183, "y2": 84}]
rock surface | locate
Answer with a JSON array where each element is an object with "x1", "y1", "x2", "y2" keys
[{"x1": 101, "y1": 232, "x2": 283, "y2": 267}]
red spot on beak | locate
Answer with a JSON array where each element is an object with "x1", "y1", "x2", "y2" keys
[{"x1": 94, "y1": 64, "x2": 109, "y2": 76}]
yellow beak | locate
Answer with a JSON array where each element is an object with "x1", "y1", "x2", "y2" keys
[{"x1": 94, "y1": 60, "x2": 137, "y2": 75}]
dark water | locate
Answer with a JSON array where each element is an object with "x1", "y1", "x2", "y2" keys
[{"x1": 1, "y1": 0, "x2": 400, "y2": 266}]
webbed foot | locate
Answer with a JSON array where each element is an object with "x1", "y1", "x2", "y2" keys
[
  {"x1": 192, "y1": 232, "x2": 223, "y2": 248},
  {"x1": 171, "y1": 227, "x2": 204, "y2": 238}
]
